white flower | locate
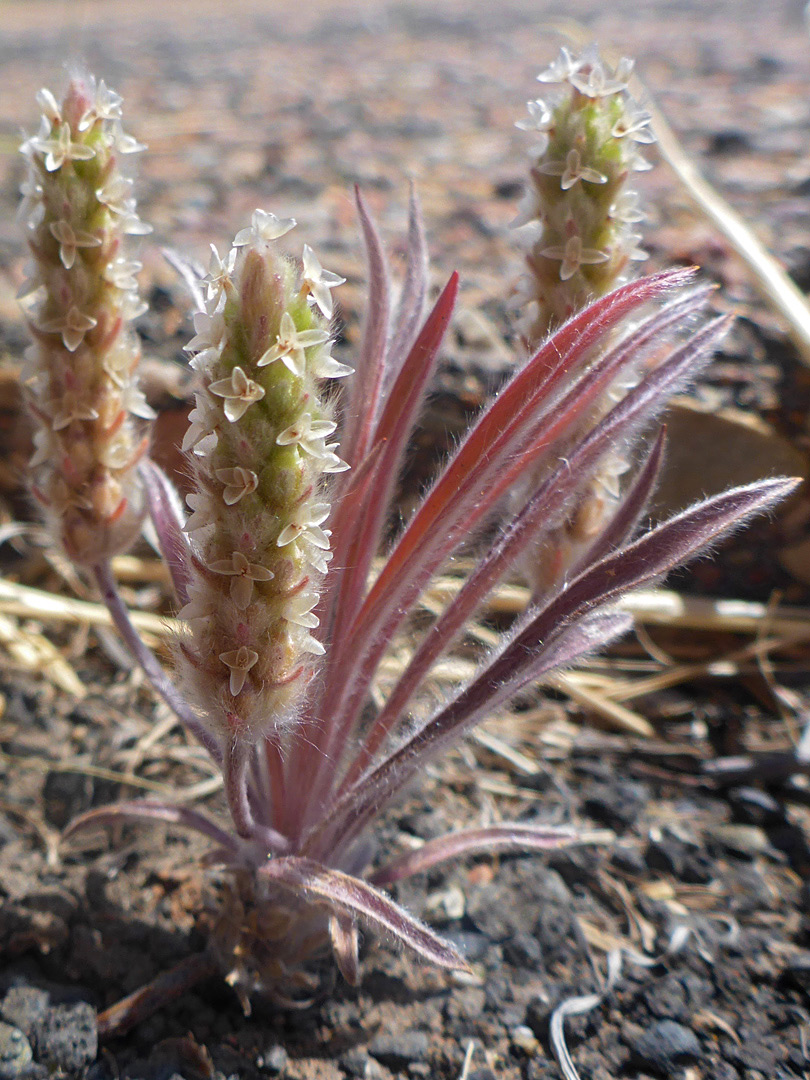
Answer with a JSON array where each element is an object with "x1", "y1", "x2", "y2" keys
[
  {"x1": 95, "y1": 175, "x2": 134, "y2": 214},
  {"x1": 37, "y1": 305, "x2": 98, "y2": 351},
  {"x1": 35, "y1": 88, "x2": 61, "y2": 124},
  {"x1": 538, "y1": 149, "x2": 608, "y2": 191},
  {"x1": 183, "y1": 492, "x2": 215, "y2": 533},
  {"x1": 609, "y1": 191, "x2": 645, "y2": 225},
  {"x1": 205, "y1": 244, "x2": 237, "y2": 307},
  {"x1": 208, "y1": 366, "x2": 265, "y2": 422},
  {"x1": 121, "y1": 384, "x2": 157, "y2": 420},
  {"x1": 537, "y1": 47, "x2": 582, "y2": 85},
  {"x1": 570, "y1": 58, "x2": 633, "y2": 98},
  {"x1": 214, "y1": 466, "x2": 259, "y2": 506},
  {"x1": 516, "y1": 98, "x2": 552, "y2": 132},
  {"x1": 78, "y1": 80, "x2": 124, "y2": 131},
  {"x1": 284, "y1": 589, "x2": 320, "y2": 629},
  {"x1": 48, "y1": 220, "x2": 102, "y2": 270},
  {"x1": 208, "y1": 551, "x2": 274, "y2": 609},
  {"x1": 257, "y1": 312, "x2": 330, "y2": 377},
  {"x1": 112, "y1": 125, "x2": 146, "y2": 154},
  {"x1": 612, "y1": 103, "x2": 655, "y2": 144},
  {"x1": 321, "y1": 443, "x2": 350, "y2": 474},
  {"x1": 233, "y1": 209, "x2": 296, "y2": 247},
  {"x1": 219, "y1": 646, "x2": 259, "y2": 696},
  {"x1": 103, "y1": 258, "x2": 143, "y2": 291},
  {"x1": 276, "y1": 412, "x2": 337, "y2": 459},
  {"x1": 47, "y1": 392, "x2": 99, "y2": 431},
  {"x1": 300, "y1": 245, "x2": 345, "y2": 319},
  {"x1": 186, "y1": 308, "x2": 227, "y2": 369},
  {"x1": 540, "y1": 236, "x2": 609, "y2": 281},
  {"x1": 34, "y1": 124, "x2": 96, "y2": 172},
  {"x1": 276, "y1": 501, "x2": 331, "y2": 550},
  {"x1": 182, "y1": 395, "x2": 219, "y2": 454},
  {"x1": 17, "y1": 175, "x2": 43, "y2": 224},
  {"x1": 310, "y1": 352, "x2": 353, "y2": 380}
]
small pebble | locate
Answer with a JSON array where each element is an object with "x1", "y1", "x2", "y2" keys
[
  {"x1": 510, "y1": 1025, "x2": 539, "y2": 1055},
  {"x1": 256, "y1": 1044, "x2": 288, "y2": 1074},
  {"x1": 0, "y1": 987, "x2": 49, "y2": 1038},
  {"x1": 34, "y1": 1003, "x2": 97, "y2": 1072},
  {"x1": 0, "y1": 1022, "x2": 32, "y2": 1080},
  {"x1": 368, "y1": 1031, "x2": 430, "y2": 1069},
  {"x1": 632, "y1": 1020, "x2": 701, "y2": 1076}
]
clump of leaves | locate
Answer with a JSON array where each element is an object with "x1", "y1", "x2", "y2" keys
[{"x1": 20, "y1": 69, "x2": 796, "y2": 1026}]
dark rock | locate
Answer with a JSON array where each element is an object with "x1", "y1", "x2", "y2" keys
[
  {"x1": 41, "y1": 769, "x2": 94, "y2": 829},
  {"x1": 582, "y1": 780, "x2": 648, "y2": 831},
  {"x1": 0, "y1": 987, "x2": 49, "y2": 1038},
  {"x1": 441, "y1": 930, "x2": 489, "y2": 963},
  {"x1": 493, "y1": 178, "x2": 522, "y2": 199},
  {"x1": 781, "y1": 951, "x2": 810, "y2": 996},
  {"x1": 339, "y1": 1048, "x2": 370, "y2": 1078},
  {"x1": 0, "y1": 1023, "x2": 32, "y2": 1080},
  {"x1": 727, "y1": 786, "x2": 783, "y2": 826},
  {"x1": 467, "y1": 1071, "x2": 497, "y2": 1080},
  {"x1": 645, "y1": 833, "x2": 713, "y2": 884},
  {"x1": 610, "y1": 845, "x2": 646, "y2": 876},
  {"x1": 631, "y1": 1020, "x2": 701, "y2": 1076},
  {"x1": 33, "y1": 1002, "x2": 97, "y2": 1072},
  {"x1": 706, "y1": 129, "x2": 751, "y2": 155},
  {"x1": 368, "y1": 1031, "x2": 430, "y2": 1069},
  {"x1": 640, "y1": 975, "x2": 687, "y2": 1021},
  {"x1": 256, "y1": 1044, "x2": 287, "y2": 1074},
  {"x1": 502, "y1": 931, "x2": 542, "y2": 968}
]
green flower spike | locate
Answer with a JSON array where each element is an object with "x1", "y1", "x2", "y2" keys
[
  {"x1": 514, "y1": 47, "x2": 656, "y2": 594},
  {"x1": 517, "y1": 46, "x2": 654, "y2": 344},
  {"x1": 19, "y1": 75, "x2": 153, "y2": 565},
  {"x1": 177, "y1": 211, "x2": 349, "y2": 754}
]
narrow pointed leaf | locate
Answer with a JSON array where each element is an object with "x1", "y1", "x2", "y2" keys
[
  {"x1": 62, "y1": 800, "x2": 239, "y2": 852},
  {"x1": 370, "y1": 823, "x2": 592, "y2": 886},
  {"x1": 311, "y1": 612, "x2": 632, "y2": 860},
  {"x1": 260, "y1": 856, "x2": 469, "y2": 971},
  {"x1": 329, "y1": 913, "x2": 360, "y2": 986},
  {"x1": 139, "y1": 459, "x2": 192, "y2": 606},
  {"x1": 342, "y1": 188, "x2": 392, "y2": 468},
  {"x1": 343, "y1": 312, "x2": 724, "y2": 783},
  {"x1": 386, "y1": 183, "x2": 429, "y2": 374},
  {"x1": 570, "y1": 427, "x2": 667, "y2": 573},
  {"x1": 329, "y1": 273, "x2": 706, "y2": 747}
]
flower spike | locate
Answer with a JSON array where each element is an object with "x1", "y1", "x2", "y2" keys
[
  {"x1": 175, "y1": 218, "x2": 347, "y2": 751},
  {"x1": 20, "y1": 73, "x2": 152, "y2": 564}
]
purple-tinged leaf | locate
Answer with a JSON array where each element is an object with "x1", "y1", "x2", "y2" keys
[
  {"x1": 139, "y1": 459, "x2": 192, "y2": 606},
  {"x1": 570, "y1": 428, "x2": 667, "y2": 574},
  {"x1": 325, "y1": 274, "x2": 707, "y2": 755},
  {"x1": 92, "y1": 560, "x2": 223, "y2": 762},
  {"x1": 314, "y1": 274, "x2": 458, "y2": 775},
  {"x1": 337, "y1": 306, "x2": 724, "y2": 788},
  {"x1": 541, "y1": 476, "x2": 800, "y2": 631},
  {"x1": 329, "y1": 913, "x2": 360, "y2": 986},
  {"x1": 369, "y1": 823, "x2": 585, "y2": 886},
  {"x1": 386, "y1": 184, "x2": 429, "y2": 376},
  {"x1": 62, "y1": 799, "x2": 239, "y2": 852},
  {"x1": 260, "y1": 857, "x2": 469, "y2": 971},
  {"x1": 310, "y1": 612, "x2": 632, "y2": 861},
  {"x1": 341, "y1": 188, "x2": 392, "y2": 469}
]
